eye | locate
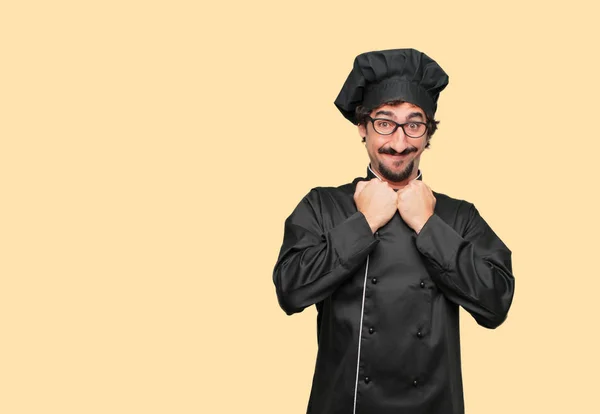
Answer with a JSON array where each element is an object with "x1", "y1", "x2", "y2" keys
[
  {"x1": 372, "y1": 119, "x2": 397, "y2": 134},
  {"x1": 407, "y1": 122, "x2": 419, "y2": 130}
]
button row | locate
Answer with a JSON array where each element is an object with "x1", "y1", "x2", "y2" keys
[
  {"x1": 363, "y1": 376, "x2": 422, "y2": 387},
  {"x1": 371, "y1": 277, "x2": 425, "y2": 289},
  {"x1": 365, "y1": 327, "x2": 423, "y2": 338},
  {"x1": 370, "y1": 277, "x2": 426, "y2": 287}
]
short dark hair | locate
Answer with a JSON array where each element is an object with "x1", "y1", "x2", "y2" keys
[{"x1": 356, "y1": 99, "x2": 439, "y2": 149}]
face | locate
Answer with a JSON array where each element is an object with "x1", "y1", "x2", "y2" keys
[{"x1": 358, "y1": 102, "x2": 430, "y2": 184}]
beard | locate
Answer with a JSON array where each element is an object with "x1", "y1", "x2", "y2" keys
[
  {"x1": 375, "y1": 145, "x2": 418, "y2": 182},
  {"x1": 377, "y1": 158, "x2": 416, "y2": 182}
]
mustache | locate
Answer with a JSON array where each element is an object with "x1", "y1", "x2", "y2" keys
[{"x1": 378, "y1": 147, "x2": 417, "y2": 156}]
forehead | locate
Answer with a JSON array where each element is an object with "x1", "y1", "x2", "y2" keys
[{"x1": 371, "y1": 102, "x2": 425, "y2": 118}]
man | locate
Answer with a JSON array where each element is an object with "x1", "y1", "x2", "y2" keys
[{"x1": 272, "y1": 48, "x2": 515, "y2": 414}]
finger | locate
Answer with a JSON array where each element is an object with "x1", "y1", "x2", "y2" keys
[
  {"x1": 355, "y1": 180, "x2": 367, "y2": 195},
  {"x1": 372, "y1": 178, "x2": 385, "y2": 189}
]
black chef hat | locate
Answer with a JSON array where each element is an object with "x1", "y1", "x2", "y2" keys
[{"x1": 334, "y1": 48, "x2": 449, "y2": 124}]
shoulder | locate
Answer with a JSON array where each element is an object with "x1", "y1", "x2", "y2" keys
[
  {"x1": 432, "y1": 190, "x2": 474, "y2": 212},
  {"x1": 293, "y1": 178, "x2": 361, "y2": 216},
  {"x1": 431, "y1": 190, "x2": 478, "y2": 231},
  {"x1": 304, "y1": 177, "x2": 361, "y2": 200}
]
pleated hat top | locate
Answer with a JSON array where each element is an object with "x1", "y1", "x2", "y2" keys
[{"x1": 334, "y1": 48, "x2": 449, "y2": 124}]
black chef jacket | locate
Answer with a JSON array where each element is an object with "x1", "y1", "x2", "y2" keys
[{"x1": 272, "y1": 167, "x2": 515, "y2": 414}]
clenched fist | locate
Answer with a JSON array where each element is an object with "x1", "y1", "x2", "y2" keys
[
  {"x1": 396, "y1": 180, "x2": 436, "y2": 234},
  {"x1": 354, "y1": 179, "x2": 398, "y2": 233}
]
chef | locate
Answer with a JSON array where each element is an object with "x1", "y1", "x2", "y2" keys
[{"x1": 272, "y1": 48, "x2": 515, "y2": 414}]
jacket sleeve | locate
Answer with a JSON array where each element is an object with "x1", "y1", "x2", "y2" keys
[
  {"x1": 273, "y1": 189, "x2": 380, "y2": 315},
  {"x1": 415, "y1": 202, "x2": 515, "y2": 329}
]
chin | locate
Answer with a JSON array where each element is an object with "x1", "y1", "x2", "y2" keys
[
  {"x1": 378, "y1": 159, "x2": 415, "y2": 181},
  {"x1": 382, "y1": 160, "x2": 408, "y2": 172}
]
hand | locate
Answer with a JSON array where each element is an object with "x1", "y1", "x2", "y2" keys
[
  {"x1": 354, "y1": 179, "x2": 398, "y2": 233},
  {"x1": 396, "y1": 180, "x2": 436, "y2": 234}
]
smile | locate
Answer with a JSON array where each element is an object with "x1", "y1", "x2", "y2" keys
[{"x1": 382, "y1": 153, "x2": 409, "y2": 158}]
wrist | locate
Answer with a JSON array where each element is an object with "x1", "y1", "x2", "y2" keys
[
  {"x1": 414, "y1": 213, "x2": 434, "y2": 234},
  {"x1": 361, "y1": 212, "x2": 380, "y2": 234}
]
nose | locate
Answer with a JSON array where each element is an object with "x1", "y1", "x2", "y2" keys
[{"x1": 388, "y1": 127, "x2": 410, "y2": 153}]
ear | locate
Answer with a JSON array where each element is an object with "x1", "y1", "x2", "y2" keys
[{"x1": 358, "y1": 123, "x2": 367, "y2": 140}]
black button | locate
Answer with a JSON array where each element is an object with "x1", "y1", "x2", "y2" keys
[
  {"x1": 371, "y1": 277, "x2": 378, "y2": 284},
  {"x1": 364, "y1": 376, "x2": 371, "y2": 384},
  {"x1": 375, "y1": 231, "x2": 379, "y2": 237},
  {"x1": 369, "y1": 327, "x2": 375, "y2": 334},
  {"x1": 417, "y1": 331, "x2": 423, "y2": 338},
  {"x1": 420, "y1": 281, "x2": 425, "y2": 288},
  {"x1": 413, "y1": 379, "x2": 419, "y2": 387}
]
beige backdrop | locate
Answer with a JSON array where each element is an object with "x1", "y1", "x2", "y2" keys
[{"x1": 1, "y1": 1, "x2": 599, "y2": 413}]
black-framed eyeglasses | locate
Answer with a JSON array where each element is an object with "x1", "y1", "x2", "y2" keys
[{"x1": 367, "y1": 117, "x2": 428, "y2": 138}]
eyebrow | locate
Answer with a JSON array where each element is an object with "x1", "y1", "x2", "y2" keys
[
  {"x1": 374, "y1": 110, "x2": 396, "y2": 118},
  {"x1": 406, "y1": 112, "x2": 425, "y2": 121},
  {"x1": 373, "y1": 110, "x2": 425, "y2": 121}
]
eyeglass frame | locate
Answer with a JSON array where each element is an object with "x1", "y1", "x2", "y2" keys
[{"x1": 367, "y1": 116, "x2": 429, "y2": 138}]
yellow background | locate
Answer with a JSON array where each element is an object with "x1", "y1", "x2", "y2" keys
[{"x1": 1, "y1": 1, "x2": 599, "y2": 413}]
